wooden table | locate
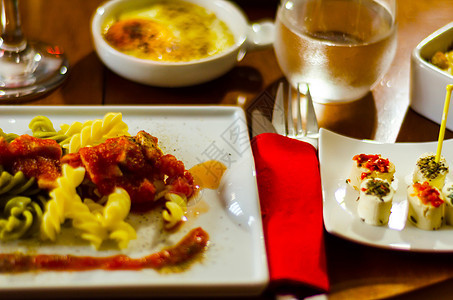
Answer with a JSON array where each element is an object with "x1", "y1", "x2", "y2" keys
[{"x1": 4, "y1": 0, "x2": 453, "y2": 299}]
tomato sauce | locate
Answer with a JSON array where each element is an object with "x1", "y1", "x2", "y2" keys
[
  {"x1": 0, "y1": 135, "x2": 62, "y2": 189},
  {"x1": 0, "y1": 227, "x2": 208, "y2": 273},
  {"x1": 61, "y1": 131, "x2": 196, "y2": 206}
]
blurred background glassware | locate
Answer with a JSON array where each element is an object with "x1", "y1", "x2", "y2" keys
[
  {"x1": 274, "y1": 0, "x2": 397, "y2": 103},
  {"x1": 0, "y1": 0, "x2": 69, "y2": 102}
]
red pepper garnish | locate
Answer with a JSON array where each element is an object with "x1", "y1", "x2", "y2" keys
[
  {"x1": 360, "y1": 172, "x2": 370, "y2": 180},
  {"x1": 413, "y1": 181, "x2": 444, "y2": 207},
  {"x1": 353, "y1": 154, "x2": 390, "y2": 173}
]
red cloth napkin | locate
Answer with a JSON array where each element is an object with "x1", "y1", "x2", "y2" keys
[{"x1": 251, "y1": 133, "x2": 329, "y2": 293}]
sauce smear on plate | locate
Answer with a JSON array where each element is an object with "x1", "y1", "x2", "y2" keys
[{"x1": 0, "y1": 227, "x2": 208, "y2": 272}]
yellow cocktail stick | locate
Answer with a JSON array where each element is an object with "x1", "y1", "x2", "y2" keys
[{"x1": 436, "y1": 84, "x2": 453, "y2": 163}]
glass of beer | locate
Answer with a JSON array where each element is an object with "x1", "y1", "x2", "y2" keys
[{"x1": 274, "y1": 0, "x2": 397, "y2": 103}]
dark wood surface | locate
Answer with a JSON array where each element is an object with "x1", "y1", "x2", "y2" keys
[{"x1": 3, "y1": 0, "x2": 453, "y2": 299}]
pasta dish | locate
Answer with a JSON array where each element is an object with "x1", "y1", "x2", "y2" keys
[{"x1": 0, "y1": 112, "x2": 208, "y2": 271}]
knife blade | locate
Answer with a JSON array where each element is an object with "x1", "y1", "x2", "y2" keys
[
  {"x1": 251, "y1": 109, "x2": 277, "y2": 138},
  {"x1": 305, "y1": 84, "x2": 319, "y2": 137},
  {"x1": 249, "y1": 81, "x2": 319, "y2": 149},
  {"x1": 248, "y1": 89, "x2": 278, "y2": 138},
  {"x1": 271, "y1": 81, "x2": 286, "y2": 135}
]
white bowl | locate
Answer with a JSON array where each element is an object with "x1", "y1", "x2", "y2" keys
[
  {"x1": 410, "y1": 22, "x2": 453, "y2": 130},
  {"x1": 91, "y1": 0, "x2": 274, "y2": 87}
]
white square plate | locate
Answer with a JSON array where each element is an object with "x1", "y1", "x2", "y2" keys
[
  {"x1": 319, "y1": 128, "x2": 453, "y2": 252},
  {"x1": 0, "y1": 106, "x2": 268, "y2": 297}
]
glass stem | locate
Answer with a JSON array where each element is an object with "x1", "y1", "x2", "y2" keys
[{"x1": 1, "y1": 0, "x2": 27, "y2": 52}]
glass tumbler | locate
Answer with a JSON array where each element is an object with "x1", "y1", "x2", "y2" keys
[{"x1": 274, "y1": 0, "x2": 397, "y2": 103}]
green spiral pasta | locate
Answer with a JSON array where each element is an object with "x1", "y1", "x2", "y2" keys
[
  {"x1": 0, "y1": 167, "x2": 47, "y2": 241},
  {"x1": 29, "y1": 115, "x2": 56, "y2": 133},
  {"x1": 0, "y1": 128, "x2": 18, "y2": 142},
  {"x1": 28, "y1": 116, "x2": 71, "y2": 146},
  {"x1": 0, "y1": 195, "x2": 46, "y2": 241},
  {"x1": 0, "y1": 168, "x2": 39, "y2": 198}
]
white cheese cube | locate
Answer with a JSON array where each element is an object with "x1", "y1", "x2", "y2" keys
[
  {"x1": 442, "y1": 182, "x2": 453, "y2": 225},
  {"x1": 358, "y1": 178, "x2": 394, "y2": 226},
  {"x1": 407, "y1": 181, "x2": 445, "y2": 230},
  {"x1": 347, "y1": 154, "x2": 395, "y2": 190},
  {"x1": 413, "y1": 152, "x2": 448, "y2": 190}
]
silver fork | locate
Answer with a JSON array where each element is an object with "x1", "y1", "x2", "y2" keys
[{"x1": 272, "y1": 81, "x2": 319, "y2": 149}]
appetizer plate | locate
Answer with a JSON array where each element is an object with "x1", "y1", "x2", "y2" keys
[
  {"x1": 0, "y1": 106, "x2": 268, "y2": 297},
  {"x1": 319, "y1": 128, "x2": 453, "y2": 252}
]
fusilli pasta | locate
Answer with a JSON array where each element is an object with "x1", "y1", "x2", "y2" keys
[
  {"x1": 0, "y1": 128, "x2": 18, "y2": 142},
  {"x1": 40, "y1": 164, "x2": 86, "y2": 241},
  {"x1": 162, "y1": 193, "x2": 187, "y2": 229},
  {"x1": 29, "y1": 116, "x2": 71, "y2": 145},
  {"x1": 0, "y1": 168, "x2": 39, "y2": 197},
  {"x1": 59, "y1": 112, "x2": 129, "y2": 153},
  {"x1": 0, "y1": 167, "x2": 47, "y2": 241},
  {"x1": 41, "y1": 164, "x2": 135, "y2": 249},
  {"x1": 99, "y1": 188, "x2": 136, "y2": 249},
  {"x1": 29, "y1": 115, "x2": 57, "y2": 133},
  {"x1": 0, "y1": 196, "x2": 46, "y2": 241},
  {"x1": 0, "y1": 112, "x2": 197, "y2": 253},
  {"x1": 68, "y1": 188, "x2": 136, "y2": 249},
  {"x1": 66, "y1": 198, "x2": 108, "y2": 250}
]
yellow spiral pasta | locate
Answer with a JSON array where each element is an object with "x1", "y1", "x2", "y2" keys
[
  {"x1": 73, "y1": 188, "x2": 136, "y2": 249},
  {"x1": 59, "y1": 112, "x2": 130, "y2": 153},
  {"x1": 162, "y1": 193, "x2": 187, "y2": 229},
  {"x1": 40, "y1": 164, "x2": 86, "y2": 241},
  {"x1": 102, "y1": 188, "x2": 131, "y2": 228},
  {"x1": 101, "y1": 188, "x2": 136, "y2": 249},
  {"x1": 66, "y1": 198, "x2": 107, "y2": 250},
  {"x1": 40, "y1": 164, "x2": 135, "y2": 249}
]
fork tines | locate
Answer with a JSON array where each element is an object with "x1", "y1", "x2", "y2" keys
[{"x1": 272, "y1": 81, "x2": 318, "y2": 139}]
